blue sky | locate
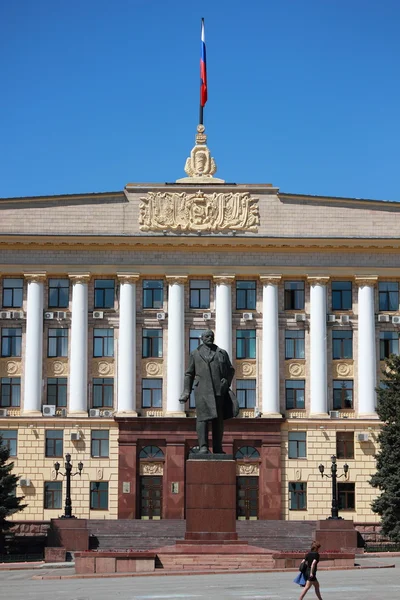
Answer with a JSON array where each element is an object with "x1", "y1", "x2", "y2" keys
[{"x1": 1, "y1": 1, "x2": 399, "y2": 200}]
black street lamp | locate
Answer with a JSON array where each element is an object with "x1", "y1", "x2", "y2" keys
[
  {"x1": 54, "y1": 453, "x2": 83, "y2": 519},
  {"x1": 318, "y1": 455, "x2": 349, "y2": 520}
]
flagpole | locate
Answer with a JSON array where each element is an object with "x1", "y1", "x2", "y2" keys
[{"x1": 199, "y1": 17, "x2": 206, "y2": 125}]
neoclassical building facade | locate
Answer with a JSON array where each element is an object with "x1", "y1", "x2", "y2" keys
[{"x1": 0, "y1": 131, "x2": 397, "y2": 525}]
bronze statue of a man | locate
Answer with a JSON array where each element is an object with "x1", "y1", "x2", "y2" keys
[{"x1": 179, "y1": 330, "x2": 236, "y2": 454}]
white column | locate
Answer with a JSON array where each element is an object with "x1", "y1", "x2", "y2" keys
[
  {"x1": 308, "y1": 277, "x2": 329, "y2": 416},
  {"x1": 23, "y1": 274, "x2": 45, "y2": 415},
  {"x1": 356, "y1": 277, "x2": 378, "y2": 417},
  {"x1": 117, "y1": 274, "x2": 139, "y2": 415},
  {"x1": 166, "y1": 276, "x2": 187, "y2": 416},
  {"x1": 68, "y1": 273, "x2": 90, "y2": 415},
  {"x1": 213, "y1": 275, "x2": 234, "y2": 359},
  {"x1": 260, "y1": 276, "x2": 282, "y2": 417}
]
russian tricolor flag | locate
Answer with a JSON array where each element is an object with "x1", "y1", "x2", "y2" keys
[{"x1": 200, "y1": 18, "x2": 207, "y2": 107}]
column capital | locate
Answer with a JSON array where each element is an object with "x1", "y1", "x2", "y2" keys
[
  {"x1": 24, "y1": 272, "x2": 47, "y2": 283},
  {"x1": 259, "y1": 275, "x2": 282, "y2": 285},
  {"x1": 165, "y1": 275, "x2": 188, "y2": 285},
  {"x1": 117, "y1": 273, "x2": 140, "y2": 283},
  {"x1": 307, "y1": 276, "x2": 330, "y2": 286},
  {"x1": 213, "y1": 275, "x2": 235, "y2": 285},
  {"x1": 355, "y1": 276, "x2": 378, "y2": 287},
  {"x1": 68, "y1": 272, "x2": 91, "y2": 284}
]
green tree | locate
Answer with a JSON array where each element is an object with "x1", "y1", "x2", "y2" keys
[
  {"x1": 370, "y1": 354, "x2": 400, "y2": 542},
  {"x1": 0, "y1": 434, "x2": 27, "y2": 535}
]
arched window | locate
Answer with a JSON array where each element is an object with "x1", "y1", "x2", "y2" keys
[
  {"x1": 139, "y1": 445, "x2": 164, "y2": 459},
  {"x1": 235, "y1": 446, "x2": 260, "y2": 459}
]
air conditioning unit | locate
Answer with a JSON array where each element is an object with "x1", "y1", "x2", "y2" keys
[
  {"x1": 11, "y1": 311, "x2": 24, "y2": 319},
  {"x1": 378, "y1": 314, "x2": 390, "y2": 323},
  {"x1": 59, "y1": 408, "x2": 68, "y2": 418},
  {"x1": 89, "y1": 408, "x2": 100, "y2": 417},
  {"x1": 358, "y1": 432, "x2": 369, "y2": 442},
  {"x1": 392, "y1": 316, "x2": 400, "y2": 325},
  {"x1": 340, "y1": 314, "x2": 350, "y2": 324},
  {"x1": 44, "y1": 312, "x2": 54, "y2": 320},
  {"x1": 202, "y1": 312, "x2": 212, "y2": 321},
  {"x1": 42, "y1": 405, "x2": 56, "y2": 416},
  {"x1": 329, "y1": 410, "x2": 340, "y2": 419},
  {"x1": 19, "y1": 478, "x2": 31, "y2": 487},
  {"x1": 102, "y1": 409, "x2": 114, "y2": 418},
  {"x1": 55, "y1": 311, "x2": 68, "y2": 320},
  {"x1": 156, "y1": 312, "x2": 165, "y2": 320},
  {"x1": 70, "y1": 431, "x2": 81, "y2": 441},
  {"x1": 295, "y1": 313, "x2": 306, "y2": 322},
  {"x1": 0, "y1": 408, "x2": 8, "y2": 417},
  {"x1": 243, "y1": 312, "x2": 253, "y2": 321},
  {"x1": 0, "y1": 311, "x2": 12, "y2": 319},
  {"x1": 327, "y1": 314, "x2": 336, "y2": 323},
  {"x1": 93, "y1": 311, "x2": 104, "y2": 319}
]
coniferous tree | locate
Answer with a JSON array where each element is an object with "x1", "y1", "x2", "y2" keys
[
  {"x1": 0, "y1": 434, "x2": 27, "y2": 534},
  {"x1": 370, "y1": 354, "x2": 400, "y2": 542}
]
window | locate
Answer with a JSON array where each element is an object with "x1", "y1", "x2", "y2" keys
[
  {"x1": 47, "y1": 378, "x2": 67, "y2": 407},
  {"x1": 285, "y1": 380, "x2": 305, "y2": 409},
  {"x1": 139, "y1": 445, "x2": 164, "y2": 459},
  {"x1": 94, "y1": 280, "x2": 115, "y2": 309},
  {"x1": 333, "y1": 380, "x2": 353, "y2": 410},
  {"x1": 236, "y1": 330, "x2": 256, "y2": 359},
  {"x1": 284, "y1": 281, "x2": 305, "y2": 310},
  {"x1": 190, "y1": 280, "x2": 210, "y2": 309},
  {"x1": 235, "y1": 446, "x2": 260, "y2": 459},
  {"x1": 236, "y1": 379, "x2": 256, "y2": 409},
  {"x1": 332, "y1": 330, "x2": 353, "y2": 359},
  {"x1": 0, "y1": 378, "x2": 20, "y2": 407},
  {"x1": 380, "y1": 331, "x2": 399, "y2": 359},
  {"x1": 48, "y1": 329, "x2": 68, "y2": 358},
  {"x1": 142, "y1": 329, "x2": 163, "y2": 358},
  {"x1": 236, "y1": 281, "x2": 256, "y2": 310},
  {"x1": 0, "y1": 430, "x2": 17, "y2": 456},
  {"x1": 92, "y1": 378, "x2": 114, "y2": 408},
  {"x1": 336, "y1": 432, "x2": 354, "y2": 460},
  {"x1": 379, "y1": 282, "x2": 399, "y2": 312},
  {"x1": 93, "y1": 328, "x2": 114, "y2": 357},
  {"x1": 44, "y1": 481, "x2": 62, "y2": 509},
  {"x1": 289, "y1": 482, "x2": 307, "y2": 510},
  {"x1": 285, "y1": 330, "x2": 305, "y2": 359},
  {"x1": 45, "y1": 430, "x2": 63, "y2": 457},
  {"x1": 189, "y1": 329, "x2": 206, "y2": 352},
  {"x1": 2, "y1": 278, "x2": 23, "y2": 308},
  {"x1": 143, "y1": 280, "x2": 163, "y2": 309},
  {"x1": 90, "y1": 482, "x2": 109, "y2": 510},
  {"x1": 91, "y1": 430, "x2": 109, "y2": 457},
  {"x1": 1, "y1": 328, "x2": 22, "y2": 357},
  {"x1": 288, "y1": 432, "x2": 307, "y2": 459},
  {"x1": 332, "y1": 281, "x2": 352, "y2": 311},
  {"x1": 337, "y1": 482, "x2": 355, "y2": 511},
  {"x1": 48, "y1": 279, "x2": 69, "y2": 308},
  {"x1": 142, "y1": 378, "x2": 162, "y2": 408}
]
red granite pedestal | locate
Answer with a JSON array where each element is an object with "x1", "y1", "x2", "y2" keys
[
  {"x1": 47, "y1": 518, "x2": 89, "y2": 552},
  {"x1": 314, "y1": 519, "x2": 358, "y2": 552}
]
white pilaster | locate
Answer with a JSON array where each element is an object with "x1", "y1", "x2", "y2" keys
[
  {"x1": 23, "y1": 274, "x2": 45, "y2": 415},
  {"x1": 166, "y1": 276, "x2": 187, "y2": 416},
  {"x1": 117, "y1": 274, "x2": 139, "y2": 415},
  {"x1": 260, "y1": 276, "x2": 282, "y2": 417},
  {"x1": 309, "y1": 277, "x2": 329, "y2": 416},
  {"x1": 69, "y1": 273, "x2": 90, "y2": 416},
  {"x1": 213, "y1": 275, "x2": 234, "y2": 359},
  {"x1": 356, "y1": 277, "x2": 378, "y2": 417}
]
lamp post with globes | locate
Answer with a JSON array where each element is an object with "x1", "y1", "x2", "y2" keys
[
  {"x1": 54, "y1": 453, "x2": 83, "y2": 519},
  {"x1": 318, "y1": 455, "x2": 349, "y2": 520}
]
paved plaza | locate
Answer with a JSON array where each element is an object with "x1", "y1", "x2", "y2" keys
[{"x1": 0, "y1": 557, "x2": 398, "y2": 600}]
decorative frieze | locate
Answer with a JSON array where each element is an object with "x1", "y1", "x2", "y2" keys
[
  {"x1": 0, "y1": 359, "x2": 22, "y2": 376},
  {"x1": 142, "y1": 360, "x2": 163, "y2": 377},
  {"x1": 46, "y1": 359, "x2": 69, "y2": 376},
  {"x1": 285, "y1": 361, "x2": 306, "y2": 378},
  {"x1": 235, "y1": 361, "x2": 256, "y2": 378},
  {"x1": 139, "y1": 191, "x2": 259, "y2": 233},
  {"x1": 140, "y1": 462, "x2": 164, "y2": 476},
  {"x1": 333, "y1": 361, "x2": 354, "y2": 378},
  {"x1": 236, "y1": 463, "x2": 260, "y2": 476},
  {"x1": 92, "y1": 359, "x2": 115, "y2": 376}
]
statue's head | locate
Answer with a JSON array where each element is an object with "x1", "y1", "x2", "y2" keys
[{"x1": 201, "y1": 330, "x2": 215, "y2": 347}]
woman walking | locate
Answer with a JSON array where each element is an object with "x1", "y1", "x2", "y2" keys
[{"x1": 298, "y1": 541, "x2": 323, "y2": 599}]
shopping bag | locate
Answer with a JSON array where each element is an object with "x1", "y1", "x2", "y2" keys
[{"x1": 293, "y1": 572, "x2": 306, "y2": 586}]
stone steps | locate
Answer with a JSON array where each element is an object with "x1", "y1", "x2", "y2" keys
[{"x1": 156, "y1": 553, "x2": 275, "y2": 571}]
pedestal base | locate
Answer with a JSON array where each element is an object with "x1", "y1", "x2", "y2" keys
[
  {"x1": 314, "y1": 519, "x2": 358, "y2": 552},
  {"x1": 185, "y1": 456, "x2": 237, "y2": 542},
  {"x1": 47, "y1": 518, "x2": 89, "y2": 552}
]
